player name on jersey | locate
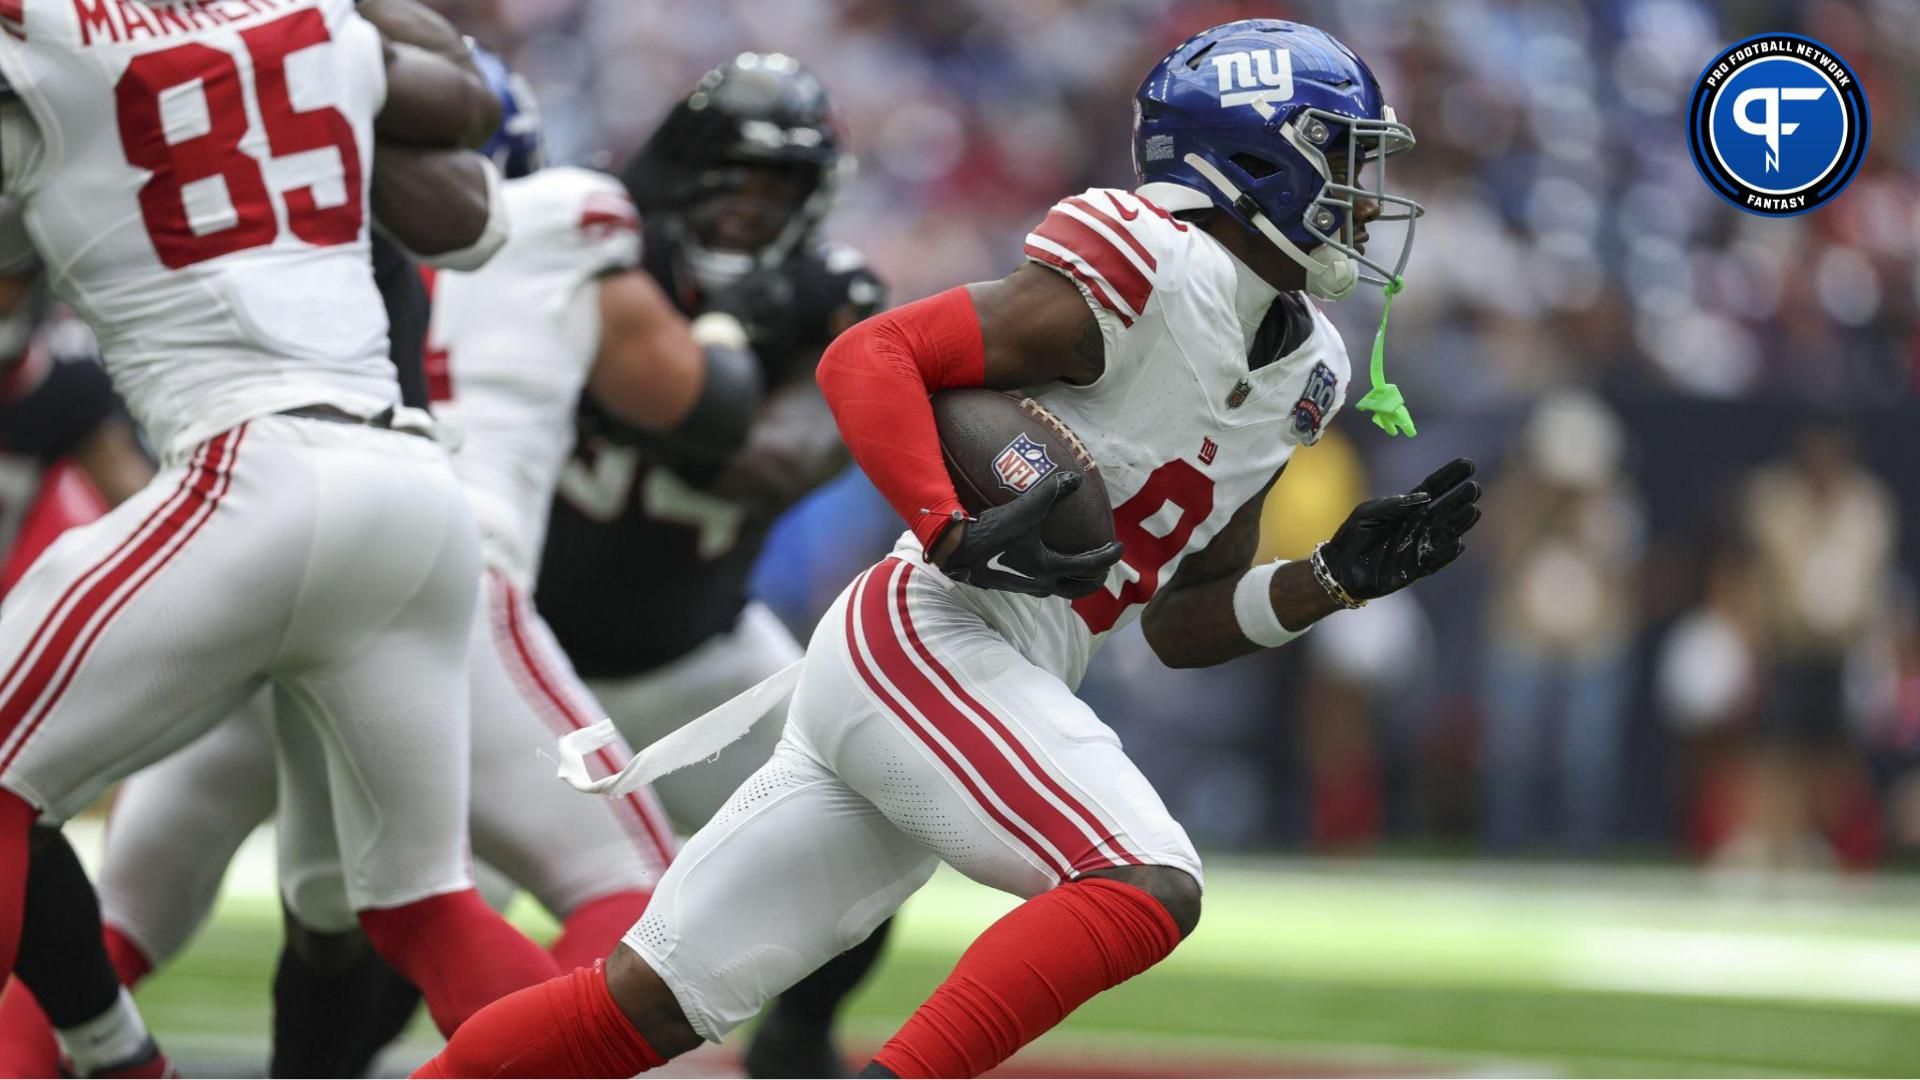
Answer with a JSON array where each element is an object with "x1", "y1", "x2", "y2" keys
[{"x1": 64, "y1": 0, "x2": 298, "y2": 47}]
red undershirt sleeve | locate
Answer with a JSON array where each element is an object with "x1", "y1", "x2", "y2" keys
[{"x1": 816, "y1": 285, "x2": 987, "y2": 554}]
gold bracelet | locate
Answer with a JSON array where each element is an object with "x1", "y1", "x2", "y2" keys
[{"x1": 1309, "y1": 542, "x2": 1367, "y2": 610}]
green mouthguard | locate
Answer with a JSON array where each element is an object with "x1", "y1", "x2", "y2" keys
[{"x1": 1353, "y1": 276, "x2": 1415, "y2": 437}]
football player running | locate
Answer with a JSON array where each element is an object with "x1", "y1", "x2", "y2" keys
[
  {"x1": 0, "y1": 0, "x2": 567, "y2": 1074},
  {"x1": 36, "y1": 41, "x2": 764, "y2": 1077},
  {"x1": 420, "y1": 19, "x2": 1482, "y2": 1080},
  {"x1": 533, "y1": 53, "x2": 890, "y2": 1076}
]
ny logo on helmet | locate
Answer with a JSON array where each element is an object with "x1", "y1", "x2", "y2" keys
[{"x1": 1212, "y1": 48, "x2": 1293, "y2": 109}]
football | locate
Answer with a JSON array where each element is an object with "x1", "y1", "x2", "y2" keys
[{"x1": 931, "y1": 389, "x2": 1115, "y2": 555}]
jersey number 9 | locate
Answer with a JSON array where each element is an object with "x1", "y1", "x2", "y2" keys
[
  {"x1": 114, "y1": 9, "x2": 363, "y2": 270},
  {"x1": 1071, "y1": 458, "x2": 1215, "y2": 635}
]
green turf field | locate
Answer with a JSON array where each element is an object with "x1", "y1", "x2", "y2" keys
[{"x1": 96, "y1": 825, "x2": 1920, "y2": 1078}]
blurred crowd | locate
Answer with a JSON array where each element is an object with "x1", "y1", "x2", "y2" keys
[
  {"x1": 443, "y1": 0, "x2": 1919, "y2": 867},
  {"x1": 435, "y1": 0, "x2": 1920, "y2": 402}
]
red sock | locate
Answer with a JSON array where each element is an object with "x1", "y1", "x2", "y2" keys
[
  {"x1": 412, "y1": 959, "x2": 665, "y2": 1079},
  {"x1": 0, "y1": 790, "x2": 36, "y2": 976},
  {"x1": 873, "y1": 878, "x2": 1182, "y2": 1078},
  {"x1": 101, "y1": 924, "x2": 152, "y2": 988},
  {"x1": 549, "y1": 890, "x2": 649, "y2": 972},
  {"x1": 359, "y1": 888, "x2": 561, "y2": 1037},
  {"x1": 0, "y1": 977, "x2": 58, "y2": 1077},
  {"x1": 0, "y1": 923, "x2": 151, "y2": 1077}
]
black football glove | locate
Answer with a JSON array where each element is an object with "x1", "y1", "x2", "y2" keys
[
  {"x1": 1316, "y1": 457, "x2": 1482, "y2": 603},
  {"x1": 938, "y1": 471, "x2": 1124, "y2": 599}
]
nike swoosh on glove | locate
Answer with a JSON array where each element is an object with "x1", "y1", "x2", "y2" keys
[{"x1": 939, "y1": 471, "x2": 1124, "y2": 599}]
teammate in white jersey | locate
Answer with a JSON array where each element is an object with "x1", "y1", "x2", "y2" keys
[
  {"x1": 51, "y1": 48, "x2": 766, "y2": 1075},
  {"x1": 0, "y1": 1, "x2": 568, "y2": 1073},
  {"x1": 423, "y1": 18, "x2": 1483, "y2": 1080}
]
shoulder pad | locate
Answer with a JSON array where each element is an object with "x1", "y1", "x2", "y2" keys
[
  {"x1": 1021, "y1": 188, "x2": 1189, "y2": 329},
  {"x1": 810, "y1": 240, "x2": 885, "y2": 317},
  {"x1": 501, "y1": 167, "x2": 641, "y2": 275}
]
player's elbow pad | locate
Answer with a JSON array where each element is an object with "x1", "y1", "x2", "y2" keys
[
  {"x1": 405, "y1": 155, "x2": 509, "y2": 272},
  {"x1": 658, "y1": 315, "x2": 763, "y2": 462}
]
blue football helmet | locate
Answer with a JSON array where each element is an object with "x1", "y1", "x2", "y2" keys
[
  {"x1": 468, "y1": 41, "x2": 545, "y2": 179},
  {"x1": 1133, "y1": 19, "x2": 1422, "y2": 301}
]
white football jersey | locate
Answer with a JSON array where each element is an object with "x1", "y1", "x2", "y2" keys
[
  {"x1": 0, "y1": 0, "x2": 394, "y2": 460},
  {"x1": 896, "y1": 187, "x2": 1352, "y2": 688},
  {"x1": 426, "y1": 167, "x2": 641, "y2": 586}
]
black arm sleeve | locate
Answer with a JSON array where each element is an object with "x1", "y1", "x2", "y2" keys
[
  {"x1": 577, "y1": 340, "x2": 763, "y2": 477},
  {"x1": 661, "y1": 342, "x2": 762, "y2": 463},
  {"x1": 0, "y1": 351, "x2": 121, "y2": 462},
  {"x1": 372, "y1": 233, "x2": 432, "y2": 411}
]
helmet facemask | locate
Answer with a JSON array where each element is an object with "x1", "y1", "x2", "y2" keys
[
  {"x1": 1288, "y1": 106, "x2": 1422, "y2": 296},
  {"x1": 672, "y1": 155, "x2": 850, "y2": 293},
  {"x1": 1181, "y1": 105, "x2": 1421, "y2": 302}
]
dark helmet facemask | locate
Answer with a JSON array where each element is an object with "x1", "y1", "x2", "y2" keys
[
  {"x1": 625, "y1": 52, "x2": 851, "y2": 293},
  {"x1": 676, "y1": 156, "x2": 852, "y2": 292}
]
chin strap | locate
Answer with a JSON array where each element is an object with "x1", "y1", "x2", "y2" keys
[
  {"x1": 1353, "y1": 276, "x2": 1415, "y2": 437},
  {"x1": 1172, "y1": 154, "x2": 1415, "y2": 435}
]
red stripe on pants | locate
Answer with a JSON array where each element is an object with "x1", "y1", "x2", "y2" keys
[
  {"x1": 850, "y1": 559, "x2": 1137, "y2": 879},
  {"x1": 0, "y1": 438, "x2": 214, "y2": 724},
  {"x1": 0, "y1": 427, "x2": 243, "y2": 775},
  {"x1": 889, "y1": 561, "x2": 1141, "y2": 871},
  {"x1": 844, "y1": 562, "x2": 1072, "y2": 879},
  {"x1": 493, "y1": 572, "x2": 676, "y2": 871}
]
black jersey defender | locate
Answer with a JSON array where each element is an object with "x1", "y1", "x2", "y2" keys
[{"x1": 533, "y1": 54, "x2": 885, "y2": 678}]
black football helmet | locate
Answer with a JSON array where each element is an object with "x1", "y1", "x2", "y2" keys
[{"x1": 622, "y1": 53, "x2": 848, "y2": 293}]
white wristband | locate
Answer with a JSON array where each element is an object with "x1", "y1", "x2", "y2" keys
[{"x1": 1233, "y1": 560, "x2": 1309, "y2": 648}]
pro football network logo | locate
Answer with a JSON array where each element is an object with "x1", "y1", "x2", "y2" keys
[
  {"x1": 1687, "y1": 33, "x2": 1869, "y2": 217},
  {"x1": 1291, "y1": 362, "x2": 1339, "y2": 444},
  {"x1": 993, "y1": 433, "x2": 1057, "y2": 494}
]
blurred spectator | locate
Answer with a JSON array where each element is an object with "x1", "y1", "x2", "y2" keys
[
  {"x1": 1481, "y1": 391, "x2": 1645, "y2": 852},
  {"x1": 428, "y1": 0, "x2": 1920, "y2": 410},
  {"x1": 1298, "y1": 594, "x2": 1437, "y2": 850},
  {"x1": 1657, "y1": 544, "x2": 1765, "y2": 859},
  {"x1": 1733, "y1": 427, "x2": 1898, "y2": 869},
  {"x1": 1745, "y1": 428, "x2": 1897, "y2": 718},
  {"x1": 1862, "y1": 596, "x2": 1920, "y2": 853}
]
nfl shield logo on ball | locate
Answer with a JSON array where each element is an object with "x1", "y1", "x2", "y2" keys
[
  {"x1": 1291, "y1": 362, "x2": 1339, "y2": 444},
  {"x1": 993, "y1": 433, "x2": 1057, "y2": 493}
]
